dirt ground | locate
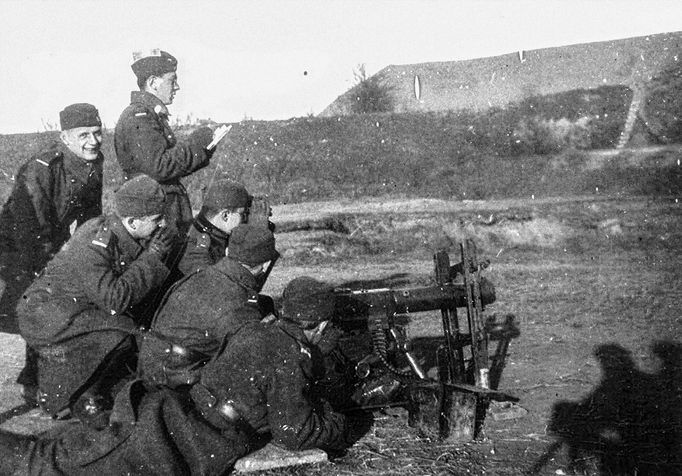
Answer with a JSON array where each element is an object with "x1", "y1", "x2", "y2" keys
[{"x1": 0, "y1": 195, "x2": 680, "y2": 475}]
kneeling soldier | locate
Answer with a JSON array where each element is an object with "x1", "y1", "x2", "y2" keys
[
  {"x1": 17, "y1": 175, "x2": 174, "y2": 425},
  {"x1": 139, "y1": 223, "x2": 279, "y2": 388},
  {"x1": 0, "y1": 277, "x2": 349, "y2": 476}
]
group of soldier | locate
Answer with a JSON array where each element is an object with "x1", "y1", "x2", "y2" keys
[{"x1": 0, "y1": 49, "x2": 351, "y2": 474}]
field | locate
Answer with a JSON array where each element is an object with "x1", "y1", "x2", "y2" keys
[
  {"x1": 1, "y1": 123, "x2": 681, "y2": 473},
  {"x1": 1, "y1": 192, "x2": 680, "y2": 475}
]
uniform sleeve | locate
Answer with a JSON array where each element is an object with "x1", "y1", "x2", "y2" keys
[
  {"x1": 117, "y1": 111, "x2": 210, "y2": 182},
  {"x1": 177, "y1": 233, "x2": 212, "y2": 276},
  {"x1": 265, "y1": 344, "x2": 349, "y2": 452},
  {"x1": 74, "y1": 241, "x2": 170, "y2": 317},
  {"x1": 17, "y1": 161, "x2": 57, "y2": 252}
]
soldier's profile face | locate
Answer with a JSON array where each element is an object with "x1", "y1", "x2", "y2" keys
[
  {"x1": 217, "y1": 207, "x2": 246, "y2": 234},
  {"x1": 60, "y1": 126, "x2": 102, "y2": 161},
  {"x1": 153, "y1": 72, "x2": 179, "y2": 105}
]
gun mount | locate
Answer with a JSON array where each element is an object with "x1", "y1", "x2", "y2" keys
[{"x1": 324, "y1": 239, "x2": 519, "y2": 441}]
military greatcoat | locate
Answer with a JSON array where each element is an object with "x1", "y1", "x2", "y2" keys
[
  {"x1": 0, "y1": 142, "x2": 103, "y2": 332},
  {"x1": 9, "y1": 320, "x2": 347, "y2": 476},
  {"x1": 192, "y1": 319, "x2": 349, "y2": 452},
  {"x1": 138, "y1": 256, "x2": 262, "y2": 388},
  {"x1": 17, "y1": 215, "x2": 170, "y2": 414},
  {"x1": 114, "y1": 91, "x2": 211, "y2": 238}
]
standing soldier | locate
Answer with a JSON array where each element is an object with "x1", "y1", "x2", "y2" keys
[
  {"x1": 114, "y1": 49, "x2": 217, "y2": 242},
  {"x1": 17, "y1": 175, "x2": 174, "y2": 426},
  {"x1": 139, "y1": 223, "x2": 279, "y2": 388},
  {"x1": 0, "y1": 103, "x2": 104, "y2": 403}
]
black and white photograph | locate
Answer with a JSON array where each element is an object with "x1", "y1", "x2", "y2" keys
[{"x1": 0, "y1": 1, "x2": 680, "y2": 474}]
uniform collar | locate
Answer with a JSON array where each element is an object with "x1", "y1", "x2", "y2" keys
[
  {"x1": 212, "y1": 257, "x2": 258, "y2": 292},
  {"x1": 276, "y1": 319, "x2": 307, "y2": 343},
  {"x1": 194, "y1": 213, "x2": 230, "y2": 242},
  {"x1": 108, "y1": 216, "x2": 144, "y2": 259},
  {"x1": 130, "y1": 90, "x2": 169, "y2": 117},
  {"x1": 58, "y1": 142, "x2": 103, "y2": 183}
]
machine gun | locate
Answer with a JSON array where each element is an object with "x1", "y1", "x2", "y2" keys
[{"x1": 324, "y1": 239, "x2": 518, "y2": 441}]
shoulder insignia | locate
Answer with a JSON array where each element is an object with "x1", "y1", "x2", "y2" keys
[
  {"x1": 195, "y1": 233, "x2": 210, "y2": 249},
  {"x1": 35, "y1": 150, "x2": 62, "y2": 167},
  {"x1": 91, "y1": 225, "x2": 113, "y2": 249},
  {"x1": 247, "y1": 293, "x2": 259, "y2": 305},
  {"x1": 134, "y1": 112, "x2": 148, "y2": 117}
]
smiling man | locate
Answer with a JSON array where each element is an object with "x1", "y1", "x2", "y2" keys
[{"x1": 0, "y1": 103, "x2": 104, "y2": 403}]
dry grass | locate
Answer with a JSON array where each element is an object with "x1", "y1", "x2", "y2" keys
[{"x1": 260, "y1": 195, "x2": 682, "y2": 475}]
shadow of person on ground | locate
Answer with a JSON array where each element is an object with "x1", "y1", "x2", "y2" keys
[{"x1": 532, "y1": 341, "x2": 682, "y2": 475}]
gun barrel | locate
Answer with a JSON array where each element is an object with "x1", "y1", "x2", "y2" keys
[{"x1": 334, "y1": 278, "x2": 495, "y2": 320}]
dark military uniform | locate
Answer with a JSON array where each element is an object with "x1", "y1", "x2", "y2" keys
[
  {"x1": 114, "y1": 91, "x2": 211, "y2": 238},
  {"x1": 138, "y1": 256, "x2": 262, "y2": 388},
  {"x1": 2, "y1": 319, "x2": 347, "y2": 476},
  {"x1": 192, "y1": 319, "x2": 348, "y2": 452},
  {"x1": 176, "y1": 213, "x2": 230, "y2": 276},
  {"x1": 0, "y1": 142, "x2": 103, "y2": 333},
  {"x1": 17, "y1": 215, "x2": 170, "y2": 415}
]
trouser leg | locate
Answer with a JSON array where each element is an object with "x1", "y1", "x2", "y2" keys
[
  {"x1": 71, "y1": 335, "x2": 137, "y2": 428},
  {"x1": 17, "y1": 344, "x2": 39, "y2": 404}
]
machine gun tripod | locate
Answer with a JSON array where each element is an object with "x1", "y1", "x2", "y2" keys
[{"x1": 326, "y1": 239, "x2": 519, "y2": 441}]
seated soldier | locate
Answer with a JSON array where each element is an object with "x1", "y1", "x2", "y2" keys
[
  {"x1": 178, "y1": 180, "x2": 274, "y2": 276},
  {"x1": 17, "y1": 175, "x2": 175, "y2": 425},
  {"x1": 177, "y1": 179, "x2": 251, "y2": 277},
  {"x1": 0, "y1": 277, "x2": 349, "y2": 476},
  {"x1": 138, "y1": 224, "x2": 279, "y2": 388}
]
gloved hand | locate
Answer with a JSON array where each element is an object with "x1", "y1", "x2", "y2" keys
[
  {"x1": 189, "y1": 126, "x2": 214, "y2": 149},
  {"x1": 248, "y1": 195, "x2": 272, "y2": 227},
  {"x1": 189, "y1": 127, "x2": 215, "y2": 160},
  {"x1": 147, "y1": 226, "x2": 175, "y2": 260}
]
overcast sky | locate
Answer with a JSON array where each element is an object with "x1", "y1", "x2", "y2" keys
[{"x1": 1, "y1": 0, "x2": 681, "y2": 134}]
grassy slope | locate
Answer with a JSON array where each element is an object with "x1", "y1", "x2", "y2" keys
[{"x1": 1, "y1": 110, "x2": 681, "y2": 209}]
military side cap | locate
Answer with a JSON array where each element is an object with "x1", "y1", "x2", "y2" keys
[
  {"x1": 229, "y1": 224, "x2": 278, "y2": 267},
  {"x1": 204, "y1": 180, "x2": 250, "y2": 211},
  {"x1": 281, "y1": 277, "x2": 335, "y2": 323},
  {"x1": 59, "y1": 103, "x2": 101, "y2": 130},
  {"x1": 114, "y1": 175, "x2": 166, "y2": 218},
  {"x1": 131, "y1": 49, "x2": 177, "y2": 80}
]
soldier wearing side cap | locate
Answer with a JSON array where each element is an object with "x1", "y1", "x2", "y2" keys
[
  {"x1": 0, "y1": 277, "x2": 350, "y2": 476},
  {"x1": 177, "y1": 179, "x2": 252, "y2": 277},
  {"x1": 0, "y1": 103, "x2": 104, "y2": 402},
  {"x1": 114, "y1": 49, "x2": 219, "y2": 243},
  {"x1": 138, "y1": 223, "x2": 280, "y2": 388},
  {"x1": 17, "y1": 175, "x2": 174, "y2": 426}
]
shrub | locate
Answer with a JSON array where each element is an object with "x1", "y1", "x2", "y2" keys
[{"x1": 349, "y1": 64, "x2": 394, "y2": 114}]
